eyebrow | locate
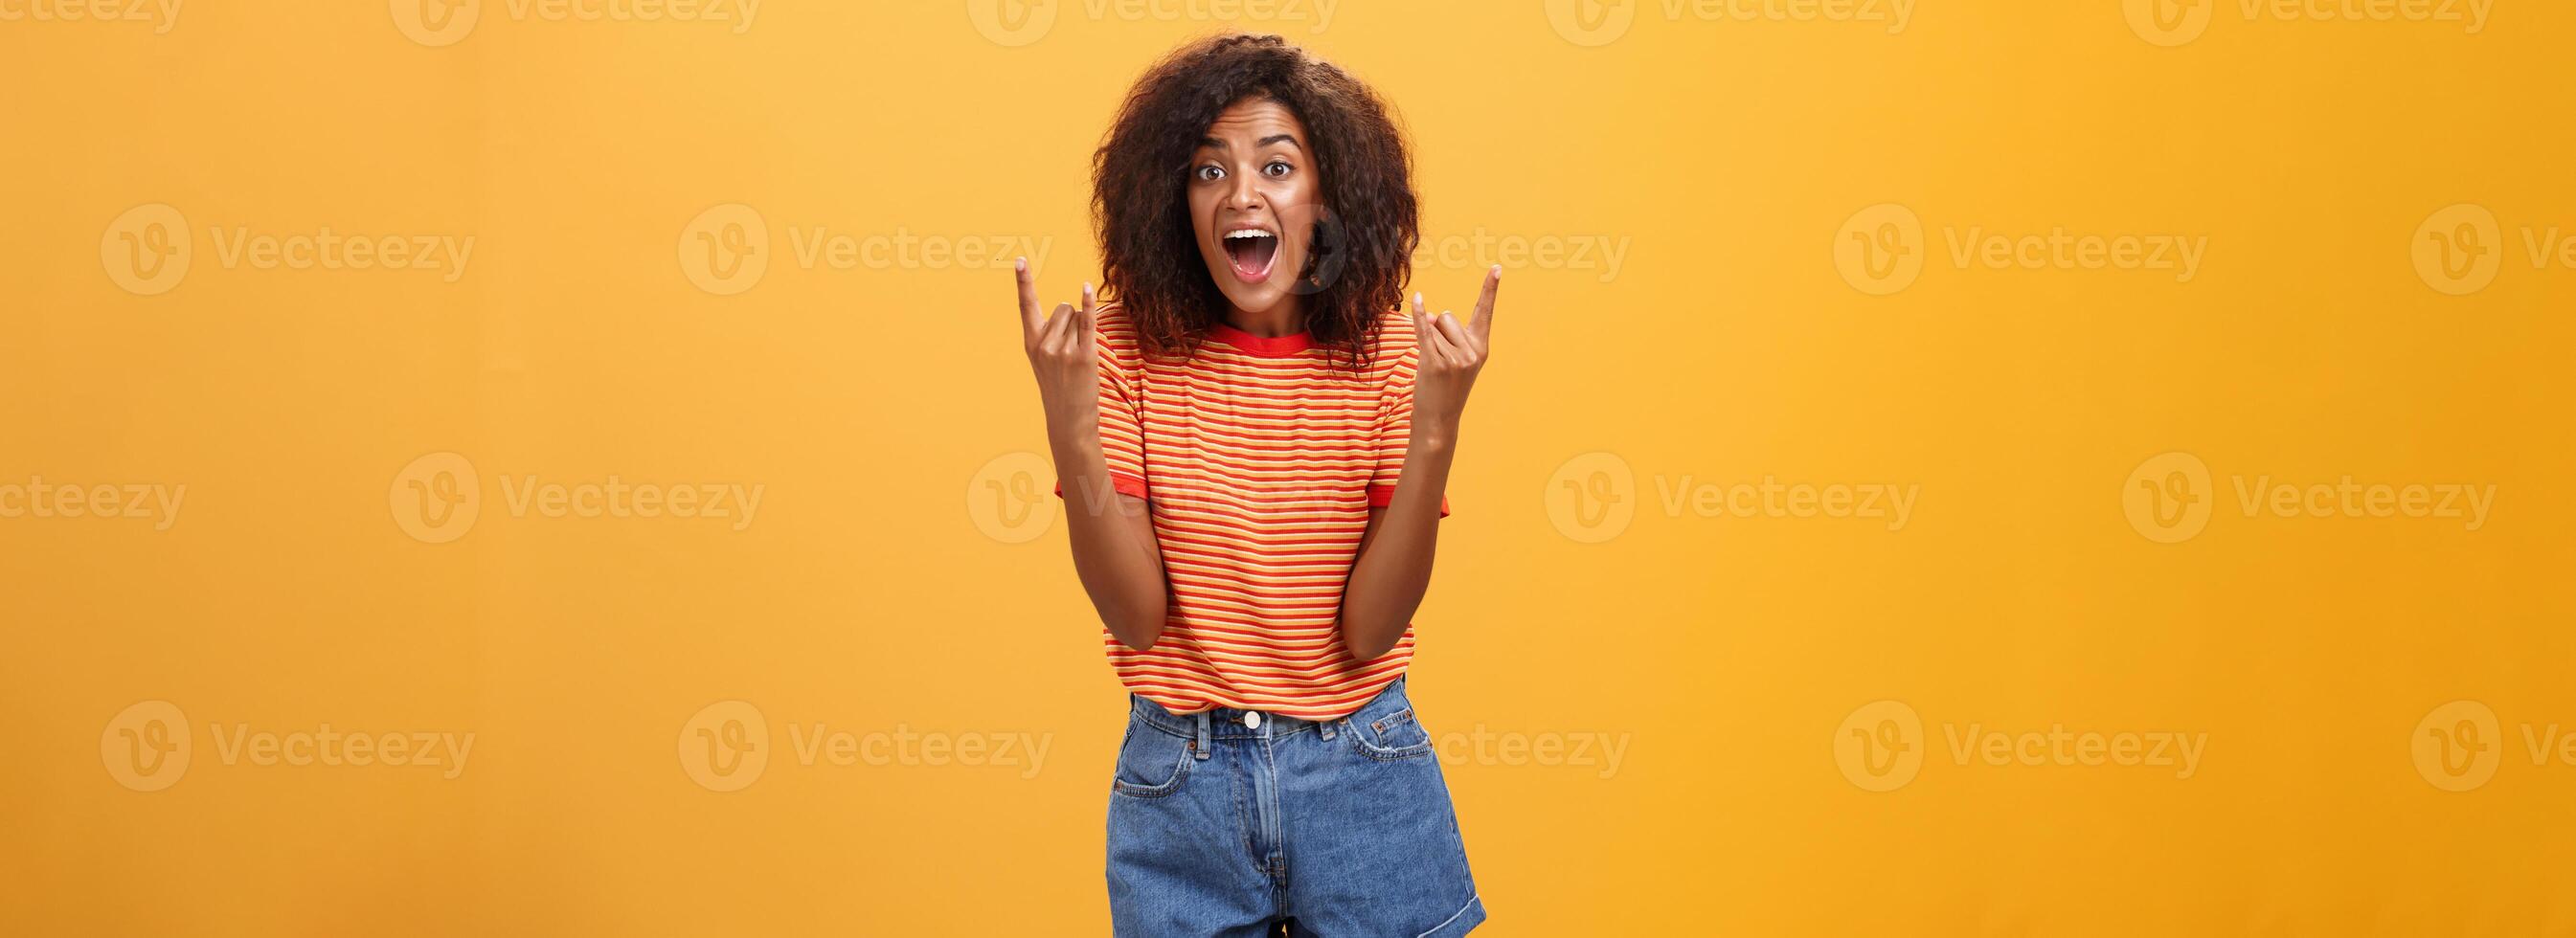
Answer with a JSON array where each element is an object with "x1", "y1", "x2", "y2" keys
[{"x1": 1197, "y1": 134, "x2": 1305, "y2": 151}]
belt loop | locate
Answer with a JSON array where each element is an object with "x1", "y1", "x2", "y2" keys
[
  {"x1": 1319, "y1": 718, "x2": 1337, "y2": 741},
  {"x1": 1193, "y1": 711, "x2": 1212, "y2": 760}
]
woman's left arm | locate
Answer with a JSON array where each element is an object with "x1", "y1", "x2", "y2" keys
[{"x1": 1339, "y1": 267, "x2": 1499, "y2": 660}]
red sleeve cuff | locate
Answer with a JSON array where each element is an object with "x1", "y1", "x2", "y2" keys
[
  {"x1": 1053, "y1": 472, "x2": 1149, "y2": 502},
  {"x1": 1367, "y1": 483, "x2": 1451, "y2": 518}
]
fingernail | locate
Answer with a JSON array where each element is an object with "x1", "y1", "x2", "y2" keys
[
  {"x1": 1491, "y1": 265, "x2": 1502, "y2": 278},
  {"x1": 1016, "y1": 257, "x2": 1028, "y2": 272},
  {"x1": 1413, "y1": 292, "x2": 1423, "y2": 306}
]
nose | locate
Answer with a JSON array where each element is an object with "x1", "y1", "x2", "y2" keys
[{"x1": 1226, "y1": 172, "x2": 1264, "y2": 213}]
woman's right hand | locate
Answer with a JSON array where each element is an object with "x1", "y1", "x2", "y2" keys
[
  {"x1": 1014, "y1": 258, "x2": 1167, "y2": 649},
  {"x1": 1015, "y1": 257, "x2": 1099, "y2": 434}
]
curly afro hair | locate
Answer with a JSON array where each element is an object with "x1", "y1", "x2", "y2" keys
[{"x1": 1093, "y1": 34, "x2": 1418, "y2": 369}]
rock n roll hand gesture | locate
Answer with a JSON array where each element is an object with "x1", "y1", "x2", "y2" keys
[
  {"x1": 1017, "y1": 257, "x2": 1102, "y2": 434},
  {"x1": 1407, "y1": 265, "x2": 1501, "y2": 441}
]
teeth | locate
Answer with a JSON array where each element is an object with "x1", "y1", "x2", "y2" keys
[{"x1": 1224, "y1": 230, "x2": 1276, "y2": 240}]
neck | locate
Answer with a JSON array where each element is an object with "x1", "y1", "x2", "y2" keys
[{"x1": 1223, "y1": 298, "x2": 1305, "y2": 338}]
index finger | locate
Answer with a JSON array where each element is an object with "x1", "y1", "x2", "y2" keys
[
  {"x1": 1469, "y1": 265, "x2": 1501, "y2": 339},
  {"x1": 1013, "y1": 257, "x2": 1042, "y2": 338}
]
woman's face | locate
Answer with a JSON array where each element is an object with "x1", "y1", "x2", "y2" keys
[{"x1": 1186, "y1": 98, "x2": 1317, "y2": 321}]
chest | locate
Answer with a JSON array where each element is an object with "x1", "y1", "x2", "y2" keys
[{"x1": 1133, "y1": 357, "x2": 1385, "y2": 472}]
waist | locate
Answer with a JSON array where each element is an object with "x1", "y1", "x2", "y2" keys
[{"x1": 1129, "y1": 676, "x2": 1410, "y2": 739}]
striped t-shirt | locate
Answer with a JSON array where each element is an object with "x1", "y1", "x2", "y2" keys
[{"x1": 1063, "y1": 302, "x2": 1447, "y2": 721}]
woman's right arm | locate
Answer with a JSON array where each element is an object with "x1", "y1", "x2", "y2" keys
[{"x1": 1017, "y1": 261, "x2": 1167, "y2": 650}]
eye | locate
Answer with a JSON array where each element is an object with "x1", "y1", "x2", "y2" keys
[
  {"x1": 1261, "y1": 160, "x2": 1293, "y2": 178},
  {"x1": 1194, "y1": 165, "x2": 1225, "y2": 182}
]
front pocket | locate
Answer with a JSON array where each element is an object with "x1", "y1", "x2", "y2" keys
[
  {"x1": 1109, "y1": 723, "x2": 1195, "y2": 798},
  {"x1": 1348, "y1": 707, "x2": 1436, "y2": 761}
]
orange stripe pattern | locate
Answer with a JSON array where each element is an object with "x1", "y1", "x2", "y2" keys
[{"x1": 1066, "y1": 303, "x2": 1436, "y2": 721}]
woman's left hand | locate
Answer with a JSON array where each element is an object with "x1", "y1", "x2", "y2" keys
[{"x1": 1408, "y1": 265, "x2": 1500, "y2": 444}]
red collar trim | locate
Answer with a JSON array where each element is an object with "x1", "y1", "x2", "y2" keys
[{"x1": 1206, "y1": 323, "x2": 1315, "y2": 358}]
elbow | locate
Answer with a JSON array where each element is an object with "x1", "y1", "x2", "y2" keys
[
  {"x1": 1108, "y1": 598, "x2": 1168, "y2": 651},
  {"x1": 1114, "y1": 624, "x2": 1164, "y2": 652},
  {"x1": 1341, "y1": 621, "x2": 1398, "y2": 662}
]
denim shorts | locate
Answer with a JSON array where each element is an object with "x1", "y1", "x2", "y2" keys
[{"x1": 1106, "y1": 677, "x2": 1484, "y2": 936}]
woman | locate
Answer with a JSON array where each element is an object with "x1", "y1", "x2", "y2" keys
[{"x1": 1011, "y1": 34, "x2": 1496, "y2": 936}]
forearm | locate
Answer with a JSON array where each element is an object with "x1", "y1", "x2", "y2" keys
[
  {"x1": 1338, "y1": 426, "x2": 1456, "y2": 660},
  {"x1": 1049, "y1": 413, "x2": 1168, "y2": 649}
]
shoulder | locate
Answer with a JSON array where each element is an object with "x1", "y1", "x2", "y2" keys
[
  {"x1": 1352, "y1": 307, "x2": 1422, "y2": 404},
  {"x1": 1372, "y1": 305, "x2": 1416, "y2": 346},
  {"x1": 1092, "y1": 300, "x2": 1146, "y2": 369},
  {"x1": 1094, "y1": 299, "x2": 1135, "y2": 336},
  {"x1": 1093, "y1": 300, "x2": 1141, "y2": 346},
  {"x1": 1368, "y1": 306, "x2": 1421, "y2": 375}
]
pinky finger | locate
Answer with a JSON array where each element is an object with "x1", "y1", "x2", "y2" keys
[{"x1": 1416, "y1": 312, "x2": 1454, "y2": 362}]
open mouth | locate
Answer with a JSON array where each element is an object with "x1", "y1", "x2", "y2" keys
[{"x1": 1221, "y1": 228, "x2": 1279, "y2": 283}]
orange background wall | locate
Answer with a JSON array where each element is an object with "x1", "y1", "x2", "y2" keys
[{"x1": 6, "y1": 1, "x2": 2573, "y2": 933}]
